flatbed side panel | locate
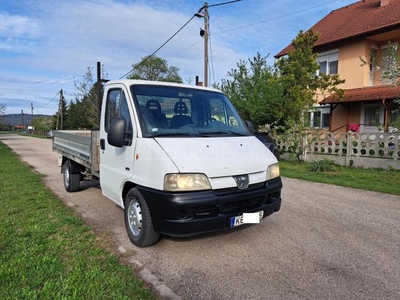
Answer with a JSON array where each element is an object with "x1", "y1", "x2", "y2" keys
[
  {"x1": 91, "y1": 131, "x2": 100, "y2": 172},
  {"x1": 52, "y1": 130, "x2": 92, "y2": 169}
]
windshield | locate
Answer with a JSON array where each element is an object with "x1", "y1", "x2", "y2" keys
[{"x1": 130, "y1": 85, "x2": 250, "y2": 137}]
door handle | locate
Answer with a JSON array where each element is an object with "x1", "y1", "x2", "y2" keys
[{"x1": 100, "y1": 139, "x2": 105, "y2": 150}]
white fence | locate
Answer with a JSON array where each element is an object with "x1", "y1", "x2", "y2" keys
[{"x1": 276, "y1": 131, "x2": 400, "y2": 169}]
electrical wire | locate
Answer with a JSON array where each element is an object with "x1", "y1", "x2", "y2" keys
[
  {"x1": 119, "y1": 14, "x2": 197, "y2": 79},
  {"x1": 166, "y1": 0, "x2": 341, "y2": 62},
  {"x1": 209, "y1": 29, "x2": 216, "y2": 85},
  {"x1": 38, "y1": 92, "x2": 60, "y2": 107},
  {"x1": 207, "y1": 0, "x2": 241, "y2": 9},
  {"x1": 167, "y1": 39, "x2": 203, "y2": 61},
  {"x1": 213, "y1": 0, "x2": 340, "y2": 36}
]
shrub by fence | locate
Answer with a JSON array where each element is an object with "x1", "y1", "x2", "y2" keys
[{"x1": 276, "y1": 131, "x2": 400, "y2": 170}]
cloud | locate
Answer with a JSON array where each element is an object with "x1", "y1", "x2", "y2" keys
[
  {"x1": 0, "y1": 13, "x2": 41, "y2": 38},
  {"x1": 0, "y1": 12, "x2": 41, "y2": 53},
  {"x1": 0, "y1": 0, "x2": 358, "y2": 115}
]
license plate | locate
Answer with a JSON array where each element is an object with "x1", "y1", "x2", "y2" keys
[{"x1": 229, "y1": 211, "x2": 264, "y2": 228}]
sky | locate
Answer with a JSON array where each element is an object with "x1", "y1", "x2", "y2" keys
[{"x1": 0, "y1": 0, "x2": 357, "y2": 116}]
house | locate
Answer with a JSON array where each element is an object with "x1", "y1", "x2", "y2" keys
[{"x1": 275, "y1": 0, "x2": 400, "y2": 133}]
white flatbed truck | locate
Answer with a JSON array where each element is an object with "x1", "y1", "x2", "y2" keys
[{"x1": 53, "y1": 79, "x2": 282, "y2": 247}]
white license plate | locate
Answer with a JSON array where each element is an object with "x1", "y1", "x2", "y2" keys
[{"x1": 229, "y1": 211, "x2": 264, "y2": 228}]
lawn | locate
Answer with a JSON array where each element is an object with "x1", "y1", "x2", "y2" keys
[
  {"x1": 279, "y1": 159, "x2": 400, "y2": 195},
  {"x1": 0, "y1": 142, "x2": 154, "y2": 300}
]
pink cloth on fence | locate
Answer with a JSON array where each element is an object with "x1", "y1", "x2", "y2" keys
[{"x1": 349, "y1": 123, "x2": 360, "y2": 132}]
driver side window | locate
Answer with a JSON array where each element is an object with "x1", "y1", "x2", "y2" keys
[{"x1": 105, "y1": 89, "x2": 133, "y2": 144}]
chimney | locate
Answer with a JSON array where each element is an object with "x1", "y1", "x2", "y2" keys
[{"x1": 381, "y1": 0, "x2": 390, "y2": 7}]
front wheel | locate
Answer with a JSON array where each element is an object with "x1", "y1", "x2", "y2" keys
[
  {"x1": 124, "y1": 188, "x2": 159, "y2": 247},
  {"x1": 63, "y1": 160, "x2": 80, "y2": 192}
]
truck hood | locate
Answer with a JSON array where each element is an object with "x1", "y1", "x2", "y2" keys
[{"x1": 154, "y1": 136, "x2": 277, "y2": 178}]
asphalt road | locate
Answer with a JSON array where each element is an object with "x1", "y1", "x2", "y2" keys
[{"x1": 1, "y1": 134, "x2": 400, "y2": 300}]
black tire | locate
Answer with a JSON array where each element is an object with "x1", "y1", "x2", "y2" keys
[
  {"x1": 124, "y1": 188, "x2": 159, "y2": 247},
  {"x1": 63, "y1": 160, "x2": 80, "y2": 192}
]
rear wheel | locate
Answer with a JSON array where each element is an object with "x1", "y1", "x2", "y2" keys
[
  {"x1": 124, "y1": 188, "x2": 159, "y2": 247},
  {"x1": 63, "y1": 160, "x2": 80, "y2": 192}
]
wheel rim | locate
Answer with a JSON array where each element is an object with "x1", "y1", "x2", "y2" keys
[
  {"x1": 64, "y1": 166, "x2": 70, "y2": 187},
  {"x1": 127, "y1": 199, "x2": 142, "y2": 237}
]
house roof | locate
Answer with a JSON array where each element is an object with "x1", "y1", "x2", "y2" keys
[
  {"x1": 275, "y1": 0, "x2": 400, "y2": 58},
  {"x1": 321, "y1": 85, "x2": 400, "y2": 103}
]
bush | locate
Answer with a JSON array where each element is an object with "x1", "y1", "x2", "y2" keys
[{"x1": 308, "y1": 158, "x2": 336, "y2": 172}]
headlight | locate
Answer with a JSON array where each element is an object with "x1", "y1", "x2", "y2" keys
[
  {"x1": 164, "y1": 174, "x2": 211, "y2": 191},
  {"x1": 266, "y1": 163, "x2": 280, "y2": 180}
]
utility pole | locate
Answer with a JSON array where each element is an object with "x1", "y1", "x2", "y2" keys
[
  {"x1": 203, "y1": 2, "x2": 209, "y2": 87},
  {"x1": 195, "y1": 1, "x2": 241, "y2": 87},
  {"x1": 31, "y1": 103, "x2": 34, "y2": 129},
  {"x1": 60, "y1": 89, "x2": 63, "y2": 130},
  {"x1": 57, "y1": 89, "x2": 63, "y2": 130},
  {"x1": 196, "y1": 2, "x2": 209, "y2": 87},
  {"x1": 21, "y1": 109, "x2": 24, "y2": 130}
]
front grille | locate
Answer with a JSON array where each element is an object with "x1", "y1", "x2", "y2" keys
[
  {"x1": 214, "y1": 182, "x2": 265, "y2": 196},
  {"x1": 194, "y1": 205, "x2": 218, "y2": 217},
  {"x1": 222, "y1": 197, "x2": 263, "y2": 214}
]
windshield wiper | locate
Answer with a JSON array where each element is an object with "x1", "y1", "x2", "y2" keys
[
  {"x1": 151, "y1": 132, "x2": 198, "y2": 138},
  {"x1": 198, "y1": 130, "x2": 248, "y2": 137}
]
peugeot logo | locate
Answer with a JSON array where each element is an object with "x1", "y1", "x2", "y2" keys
[{"x1": 233, "y1": 174, "x2": 249, "y2": 190}]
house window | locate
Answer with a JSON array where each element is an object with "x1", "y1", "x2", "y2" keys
[
  {"x1": 313, "y1": 111, "x2": 321, "y2": 127},
  {"x1": 322, "y1": 113, "x2": 330, "y2": 128},
  {"x1": 307, "y1": 106, "x2": 330, "y2": 129},
  {"x1": 381, "y1": 43, "x2": 398, "y2": 85},
  {"x1": 364, "y1": 105, "x2": 380, "y2": 126},
  {"x1": 369, "y1": 46, "x2": 378, "y2": 86},
  {"x1": 317, "y1": 50, "x2": 339, "y2": 75}
]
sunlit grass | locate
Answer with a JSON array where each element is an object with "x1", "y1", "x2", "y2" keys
[
  {"x1": 279, "y1": 159, "x2": 400, "y2": 195},
  {"x1": 0, "y1": 142, "x2": 154, "y2": 300}
]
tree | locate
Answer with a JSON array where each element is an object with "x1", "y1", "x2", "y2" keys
[
  {"x1": 275, "y1": 29, "x2": 344, "y2": 126},
  {"x1": 53, "y1": 95, "x2": 68, "y2": 129},
  {"x1": 65, "y1": 100, "x2": 92, "y2": 129},
  {"x1": 128, "y1": 55, "x2": 182, "y2": 83},
  {"x1": 32, "y1": 116, "x2": 52, "y2": 131},
  {"x1": 72, "y1": 65, "x2": 108, "y2": 129},
  {"x1": 217, "y1": 53, "x2": 284, "y2": 129},
  {"x1": 272, "y1": 30, "x2": 345, "y2": 162}
]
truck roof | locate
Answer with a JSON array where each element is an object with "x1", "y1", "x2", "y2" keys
[{"x1": 105, "y1": 79, "x2": 222, "y2": 93}]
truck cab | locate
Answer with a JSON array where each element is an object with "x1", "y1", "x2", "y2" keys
[{"x1": 99, "y1": 80, "x2": 282, "y2": 247}]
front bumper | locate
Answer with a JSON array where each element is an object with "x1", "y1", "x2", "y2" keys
[{"x1": 137, "y1": 177, "x2": 282, "y2": 236}]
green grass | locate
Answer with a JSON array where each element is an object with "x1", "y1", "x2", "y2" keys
[
  {"x1": 0, "y1": 142, "x2": 154, "y2": 300},
  {"x1": 279, "y1": 159, "x2": 400, "y2": 195}
]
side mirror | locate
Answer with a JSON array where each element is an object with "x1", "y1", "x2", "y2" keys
[
  {"x1": 108, "y1": 118, "x2": 126, "y2": 148},
  {"x1": 245, "y1": 120, "x2": 255, "y2": 135}
]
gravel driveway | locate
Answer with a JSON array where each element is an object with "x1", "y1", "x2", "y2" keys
[{"x1": 1, "y1": 134, "x2": 400, "y2": 300}]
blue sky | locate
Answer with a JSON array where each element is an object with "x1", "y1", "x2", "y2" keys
[{"x1": 0, "y1": 0, "x2": 356, "y2": 115}]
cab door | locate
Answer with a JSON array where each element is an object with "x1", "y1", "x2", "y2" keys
[{"x1": 99, "y1": 84, "x2": 136, "y2": 206}]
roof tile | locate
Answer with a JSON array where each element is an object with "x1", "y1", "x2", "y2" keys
[
  {"x1": 322, "y1": 84, "x2": 400, "y2": 103},
  {"x1": 275, "y1": 0, "x2": 400, "y2": 57}
]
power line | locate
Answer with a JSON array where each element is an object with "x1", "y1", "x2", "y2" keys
[
  {"x1": 214, "y1": 0, "x2": 340, "y2": 36},
  {"x1": 207, "y1": 0, "x2": 241, "y2": 9},
  {"x1": 119, "y1": 14, "x2": 197, "y2": 79},
  {"x1": 209, "y1": 30, "x2": 216, "y2": 85},
  {"x1": 166, "y1": 0, "x2": 340, "y2": 63},
  {"x1": 167, "y1": 39, "x2": 203, "y2": 61},
  {"x1": 39, "y1": 92, "x2": 60, "y2": 107}
]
